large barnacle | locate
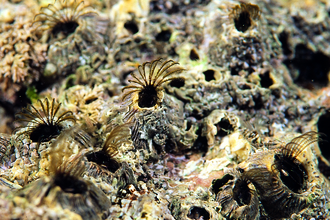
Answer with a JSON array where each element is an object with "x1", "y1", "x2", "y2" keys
[
  {"x1": 212, "y1": 172, "x2": 259, "y2": 220},
  {"x1": 34, "y1": 0, "x2": 96, "y2": 40},
  {"x1": 16, "y1": 144, "x2": 111, "y2": 220},
  {"x1": 122, "y1": 58, "x2": 184, "y2": 111},
  {"x1": 14, "y1": 98, "x2": 76, "y2": 144},
  {"x1": 86, "y1": 124, "x2": 131, "y2": 175},
  {"x1": 241, "y1": 131, "x2": 320, "y2": 218},
  {"x1": 231, "y1": 2, "x2": 261, "y2": 32}
]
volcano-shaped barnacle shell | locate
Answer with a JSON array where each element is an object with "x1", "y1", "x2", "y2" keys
[
  {"x1": 122, "y1": 58, "x2": 184, "y2": 120},
  {"x1": 14, "y1": 98, "x2": 76, "y2": 146},
  {"x1": 211, "y1": 171, "x2": 260, "y2": 220},
  {"x1": 85, "y1": 124, "x2": 132, "y2": 183},
  {"x1": 15, "y1": 143, "x2": 111, "y2": 220},
  {"x1": 34, "y1": 0, "x2": 97, "y2": 42},
  {"x1": 238, "y1": 131, "x2": 323, "y2": 218},
  {"x1": 202, "y1": 109, "x2": 240, "y2": 146}
]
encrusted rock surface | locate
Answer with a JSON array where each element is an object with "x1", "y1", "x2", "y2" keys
[{"x1": 1, "y1": 0, "x2": 330, "y2": 219}]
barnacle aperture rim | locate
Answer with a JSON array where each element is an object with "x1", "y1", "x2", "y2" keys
[
  {"x1": 273, "y1": 131, "x2": 319, "y2": 194},
  {"x1": 34, "y1": 0, "x2": 97, "y2": 40},
  {"x1": 231, "y1": 2, "x2": 261, "y2": 33},
  {"x1": 122, "y1": 58, "x2": 184, "y2": 109},
  {"x1": 14, "y1": 98, "x2": 76, "y2": 144}
]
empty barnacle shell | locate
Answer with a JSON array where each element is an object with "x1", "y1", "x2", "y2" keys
[
  {"x1": 15, "y1": 143, "x2": 111, "y2": 220},
  {"x1": 212, "y1": 171, "x2": 259, "y2": 220},
  {"x1": 238, "y1": 131, "x2": 322, "y2": 218},
  {"x1": 14, "y1": 98, "x2": 76, "y2": 145},
  {"x1": 122, "y1": 58, "x2": 184, "y2": 119}
]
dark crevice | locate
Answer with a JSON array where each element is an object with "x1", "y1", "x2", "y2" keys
[
  {"x1": 278, "y1": 31, "x2": 292, "y2": 55},
  {"x1": 169, "y1": 77, "x2": 185, "y2": 88}
]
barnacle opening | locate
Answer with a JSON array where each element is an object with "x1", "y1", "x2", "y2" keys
[
  {"x1": 189, "y1": 49, "x2": 200, "y2": 61},
  {"x1": 284, "y1": 44, "x2": 330, "y2": 88},
  {"x1": 317, "y1": 111, "x2": 330, "y2": 159},
  {"x1": 203, "y1": 70, "x2": 215, "y2": 82},
  {"x1": 54, "y1": 174, "x2": 87, "y2": 194},
  {"x1": 187, "y1": 206, "x2": 210, "y2": 220},
  {"x1": 138, "y1": 85, "x2": 158, "y2": 108},
  {"x1": 232, "y1": 179, "x2": 252, "y2": 206},
  {"x1": 15, "y1": 98, "x2": 76, "y2": 144},
  {"x1": 232, "y1": 3, "x2": 260, "y2": 33},
  {"x1": 274, "y1": 154, "x2": 308, "y2": 193},
  {"x1": 124, "y1": 20, "x2": 139, "y2": 35},
  {"x1": 122, "y1": 58, "x2": 184, "y2": 110},
  {"x1": 155, "y1": 30, "x2": 172, "y2": 42},
  {"x1": 86, "y1": 151, "x2": 120, "y2": 173},
  {"x1": 211, "y1": 174, "x2": 234, "y2": 195},
  {"x1": 29, "y1": 123, "x2": 62, "y2": 142},
  {"x1": 51, "y1": 20, "x2": 79, "y2": 37},
  {"x1": 216, "y1": 118, "x2": 235, "y2": 137},
  {"x1": 259, "y1": 70, "x2": 274, "y2": 88},
  {"x1": 169, "y1": 77, "x2": 185, "y2": 88}
]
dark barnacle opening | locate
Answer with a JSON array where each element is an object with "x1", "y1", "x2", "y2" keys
[
  {"x1": 138, "y1": 85, "x2": 158, "y2": 108},
  {"x1": 203, "y1": 70, "x2": 215, "y2": 82},
  {"x1": 29, "y1": 123, "x2": 63, "y2": 142},
  {"x1": 260, "y1": 70, "x2": 274, "y2": 88},
  {"x1": 54, "y1": 174, "x2": 87, "y2": 194},
  {"x1": 274, "y1": 154, "x2": 308, "y2": 193},
  {"x1": 283, "y1": 44, "x2": 330, "y2": 88},
  {"x1": 155, "y1": 30, "x2": 172, "y2": 42},
  {"x1": 51, "y1": 20, "x2": 79, "y2": 37},
  {"x1": 86, "y1": 151, "x2": 120, "y2": 173},
  {"x1": 233, "y1": 179, "x2": 252, "y2": 206},
  {"x1": 124, "y1": 20, "x2": 139, "y2": 35},
  {"x1": 187, "y1": 206, "x2": 210, "y2": 220},
  {"x1": 169, "y1": 77, "x2": 185, "y2": 88},
  {"x1": 234, "y1": 10, "x2": 252, "y2": 32},
  {"x1": 189, "y1": 49, "x2": 200, "y2": 61},
  {"x1": 211, "y1": 174, "x2": 234, "y2": 195},
  {"x1": 317, "y1": 111, "x2": 330, "y2": 159},
  {"x1": 216, "y1": 118, "x2": 235, "y2": 137}
]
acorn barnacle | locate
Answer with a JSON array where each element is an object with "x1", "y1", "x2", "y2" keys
[
  {"x1": 16, "y1": 145, "x2": 111, "y2": 220},
  {"x1": 212, "y1": 172, "x2": 259, "y2": 220},
  {"x1": 122, "y1": 58, "x2": 184, "y2": 112},
  {"x1": 34, "y1": 0, "x2": 96, "y2": 41},
  {"x1": 14, "y1": 98, "x2": 76, "y2": 144},
  {"x1": 231, "y1": 2, "x2": 261, "y2": 32},
  {"x1": 242, "y1": 131, "x2": 320, "y2": 218},
  {"x1": 86, "y1": 124, "x2": 131, "y2": 177}
]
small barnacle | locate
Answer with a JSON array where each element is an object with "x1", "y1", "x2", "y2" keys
[
  {"x1": 231, "y1": 2, "x2": 261, "y2": 32},
  {"x1": 86, "y1": 124, "x2": 131, "y2": 174},
  {"x1": 122, "y1": 58, "x2": 184, "y2": 110},
  {"x1": 212, "y1": 172, "x2": 259, "y2": 220},
  {"x1": 34, "y1": 0, "x2": 96, "y2": 40},
  {"x1": 14, "y1": 98, "x2": 76, "y2": 144},
  {"x1": 16, "y1": 144, "x2": 111, "y2": 220}
]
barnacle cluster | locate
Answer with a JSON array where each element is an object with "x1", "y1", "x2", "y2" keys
[{"x1": 1, "y1": 0, "x2": 330, "y2": 219}]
